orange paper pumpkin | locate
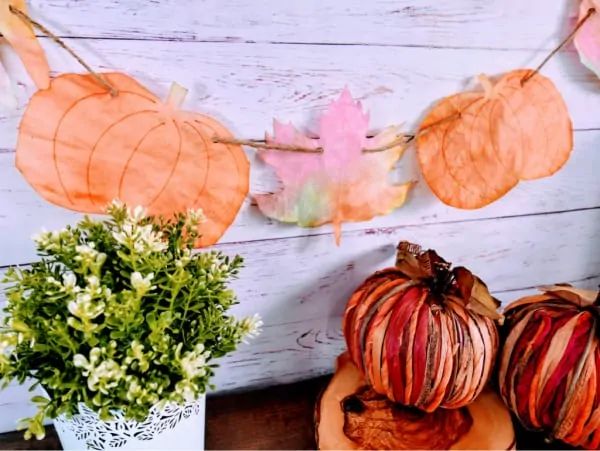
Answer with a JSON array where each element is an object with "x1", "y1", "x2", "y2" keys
[
  {"x1": 417, "y1": 70, "x2": 573, "y2": 209},
  {"x1": 16, "y1": 73, "x2": 249, "y2": 246}
]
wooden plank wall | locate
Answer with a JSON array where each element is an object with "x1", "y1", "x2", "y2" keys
[{"x1": 1, "y1": 0, "x2": 599, "y2": 433}]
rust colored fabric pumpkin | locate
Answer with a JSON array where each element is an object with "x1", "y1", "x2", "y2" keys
[
  {"x1": 342, "y1": 241, "x2": 502, "y2": 412},
  {"x1": 499, "y1": 285, "x2": 600, "y2": 449},
  {"x1": 416, "y1": 70, "x2": 572, "y2": 209},
  {"x1": 16, "y1": 73, "x2": 249, "y2": 247}
]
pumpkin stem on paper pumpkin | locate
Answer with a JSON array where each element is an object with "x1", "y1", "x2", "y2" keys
[
  {"x1": 166, "y1": 82, "x2": 188, "y2": 109},
  {"x1": 477, "y1": 74, "x2": 494, "y2": 99},
  {"x1": 521, "y1": 7, "x2": 596, "y2": 86},
  {"x1": 8, "y1": 5, "x2": 119, "y2": 97}
]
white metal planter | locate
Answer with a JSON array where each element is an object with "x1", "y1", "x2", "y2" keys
[{"x1": 53, "y1": 396, "x2": 205, "y2": 450}]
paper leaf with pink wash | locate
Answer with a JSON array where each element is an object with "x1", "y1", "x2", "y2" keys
[
  {"x1": 0, "y1": 0, "x2": 50, "y2": 89},
  {"x1": 254, "y1": 89, "x2": 413, "y2": 244},
  {"x1": 574, "y1": 0, "x2": 600, "y2": 78}
]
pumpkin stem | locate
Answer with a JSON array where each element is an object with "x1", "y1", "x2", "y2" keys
[
  {"x1": 395, "y1": 241, "x2": 453, "y2": 297},
  {"x1": 166, "y1": 82, "x2": 188, "y2": 109},
  {"x1": 477, "y1": 74, "x2": 494, "y2": 99}
]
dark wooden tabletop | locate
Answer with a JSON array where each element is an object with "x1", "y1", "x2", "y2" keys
[{"x1": 0, "y1": 375, "x2": 571, "y2": 450}]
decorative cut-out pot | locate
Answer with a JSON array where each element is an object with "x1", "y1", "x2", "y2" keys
[{"x1": 53, "y1": 396, "x2": 205, "y2": 450}]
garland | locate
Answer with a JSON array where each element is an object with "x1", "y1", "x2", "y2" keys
[{"x1": 0, "y1": 2, "x2": 596, "y2": 245}]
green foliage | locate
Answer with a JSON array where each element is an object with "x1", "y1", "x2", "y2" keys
[{"x1": 0, "y1": 202, "x2": 261, "y2": 439}]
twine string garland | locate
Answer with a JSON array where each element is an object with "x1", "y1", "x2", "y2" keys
[
  {"x1": 9, "y1": 5, "x2": 118, "y2": 96},
  {"x1": 4, "y1": 5, "x2": 597, "y2": 153}
]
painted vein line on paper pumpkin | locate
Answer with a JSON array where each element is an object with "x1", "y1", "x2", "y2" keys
[
  {"x1": 117, "y1": 121, "x2": 167, "y2": 201},
  {"x1": 145, "y1": 120, "x2": 184, "y2": 209},
  {"x1": 183, "y1": 121, "x2": 210, "y2": 206},
  {"x1": 498, "y1": 80, "x2": 550, "y2": 175},
  {"x1": 191, "y1": 117, "x2": 249, "y2": 209},
  {"x1": 52, "y1": 90, "x2": 158, "y2": 205},
  {"x1": 193, "y1": 118, "x2": 245, "y2": 181},
  {"x1": 438, "y1": 98, "x2": 497, "y2": 203},
  {"x1": 456, "y1": 100, "x2": 490, "y2": 197},
  {"x1": 86, "y1": 109, "x2": 158, "y2": 207}
]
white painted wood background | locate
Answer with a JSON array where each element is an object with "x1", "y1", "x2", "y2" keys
[{"x1": 0, "y1": 0, "x2": 599, "y2": 433}]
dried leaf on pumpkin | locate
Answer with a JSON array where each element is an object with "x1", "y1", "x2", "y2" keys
[
  {"x1": 16, "y1": 73, "x2": 249, "y2": 247},
  {"x1": 574, "y1": 0, "x2": 600, "y2": 78},
  {"x1": 417, "y1": 70, "x2": 573, "y2": 209},
  {"x1": 254, "y1": 89, "x2": 412, "y2": 244},
  {"x1": 0, "y1": 0, "x2": 50, "y2": 89}
]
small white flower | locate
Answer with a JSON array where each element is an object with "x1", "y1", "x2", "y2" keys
[
  {"x1": 31, "y1": 228, "x2": 49, "y2": 244},
  {"x1": 109, "y1": 199, "x2": 124, "y2": 210},
  {"x1": 179, "y1": 343, "x2": 210, "y2": 379},
  {"x1": 74, "y1": 349, "x2": 123, "y2": 393},
  {"x1": 186, "y1": 208, "x2": 206, "y2": 227},
  {"x1": 62, "y1": 273, "x2": 77, "y2": 289},
  {"x1": 68, "y1": 293, "x2": 105, "y2": 320},
  {"x1": 75, "y1": 244, "x2": 97, "y2": 257},
  {"x1": 0, "y1": 334, "x2": 17, "y2": 356},
  {"x1": 84, "y1": 275, "x2": 101, "y2": 296},
  {"x1": 241, "y1": 314, "x2": 263, "y2": 344},
  {"x1": 130, "y1": 272, "x2": 155, "y2": 295},
  {"x1": 129, "y1": 205, "x2": 147, "y2": 223},
  {"x1": 175, "y1": 379, "x2": 198, "y2": 402},
  {"x1": 126, "y1": 378, "x2": 142, "y2": 401},
  {"x1": 58, "y1": 273, "x2": 81, "y2": 294},
  {"x1": 46, "y1": 276, "x2": 61, "y2": 286},
  {"x1": 88, "y1": 360, "x2": 123, "y2": 393},
  {"x1": 73, "y1": 354, "x2": 89, "y2": 370}
]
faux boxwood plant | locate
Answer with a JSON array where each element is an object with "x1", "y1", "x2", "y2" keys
[{"x1": 0, "y1": 201, "x2": 261, "y2": 439}]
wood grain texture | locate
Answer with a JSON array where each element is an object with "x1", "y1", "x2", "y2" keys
[
  {"x1": 1, "y1": 18, "x2": 598, "y2": 263},
  {"x1": 1, "y1": 37, "x2": 599, "y2": 144},
  {"x1": 25, "y1": 0, "x2": 576, "y2": 50}
]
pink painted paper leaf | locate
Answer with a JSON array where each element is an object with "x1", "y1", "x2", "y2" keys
[
  {"x1": 574, "y1": 0, "x2": 600, "y2": 78},
  {"x1": 254, "y1": 89, "x2": 412, "y2": 244}
]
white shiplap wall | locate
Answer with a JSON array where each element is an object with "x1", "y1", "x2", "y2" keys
[{"x1": 1, "y1": 0, "x2": 599, "y2": 433}]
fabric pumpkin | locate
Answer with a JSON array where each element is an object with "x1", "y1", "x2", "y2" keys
[
  {"x1": 342, "y1": 241, "x2": 501, "y2": 411},
  {"x1": 416, "y1": 70, "x2": 572, "y2": 209},
  {"x1": 499, "y1": 285, "x2": 600, "y2": 448},
  {"x1": 16, "y1": 73, "x2": 249, "y2": 247}
]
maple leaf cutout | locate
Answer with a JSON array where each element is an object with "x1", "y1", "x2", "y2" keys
[{"x1": 255, "y1": 89, "x2": 413, "y2": 244}]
